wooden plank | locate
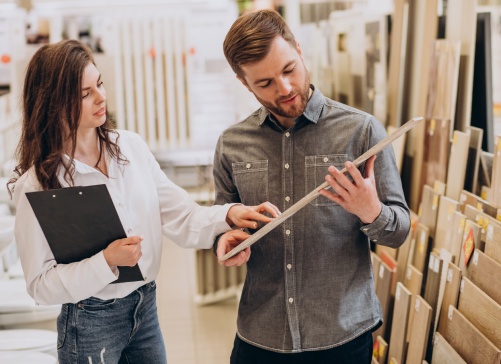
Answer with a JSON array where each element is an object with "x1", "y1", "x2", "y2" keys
[
  {"x1": 388, "y1": 125, "x2": 406, "y2": 172},
  {"x1": 434, "y1": 195, "x2": 459, "y2": 251},
  {"x1": 404, "y1": 264, "x2": 423, "y2": 341},
  {"x1": 440, "y1": 305, "x2": 501, "y2": 364},
  {"x1": 458, "y1": 277, "x2": 501, "y2": 349},
  {"x1": 465, "y1": 126, "x2": 483, "y2": 195},
  {"x1": 376, "y1": 244, "x2": 397, "y2": 262},
  {"x1": 466, "y1": 249, "x2": 501, "y2": 305},
  {"x1": 449, "y1": 211, "x2": 467, "y2": 264},
  {"x1": 406, "y1": 0, "x2": 439, "y2": 212},
  {"x1": 396, "y1": 210, "x2": 418, "y2": 286},
  {"x1": 387, "y1": 0, "x2": 409, "y2": 128},
  {"x1": 419, "y1": 185, "x2": 441, "y2": 239},
  {"x1": 405, "y1": 296, "x2": 432, "y2": 364},
  {"x1": 424, "y1": 251, "x2": 443, "y2": 316},
  {"x1": 438, "y1": 262, "x2": 461, "y2": 334},
  {"x1": 432, "y1": 332, "x2": 467, "y2": 364},
  {"x1": 485, "y1": 219, "x2": 501, "y2": 264},
  {"x1": 446, "y1": 0, "x2": 477, "y2": 132},
  {"x1": 380, "y1": 250, "x2": 398, "y2": 294},
  {"x1": 445, "y1": 130, "x2": 471, "y2": 201},
  {"x1": 491, "y1": 135, "x2": 501, "y2": 207},
  {"x1": 371, "y1": 251, "x2": 382, "y2": 291},
  {"x1": 412, "y1": 223, "x2": 430, "y2": 273},
  {"x1": 460, "y1": 189, "x2": 498, "y2": 219},
  {"x1": 373, "y1": 261, "x2": 394, "y2": 342},
  {"x1": 388, "y1": 283, "x2": 412, "y2": 364}
]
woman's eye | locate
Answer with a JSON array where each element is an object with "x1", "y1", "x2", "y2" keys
[{"x1": 82, "y1": 93, "x2": 89, "y2": 99}]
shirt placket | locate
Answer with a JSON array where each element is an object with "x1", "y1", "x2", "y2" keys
[{"x1": 282, "y1": 129, "x2": 301, "y2": 350}]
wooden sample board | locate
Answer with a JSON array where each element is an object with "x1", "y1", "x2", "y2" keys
[
  {"x1": 412, "y1": 223, "x2": 430, "y2": 273},
  {"x1": 491, "y1": 135, "x2": 501, "y2": 207},
  {"x1": 458, "y1": 277, "x2": 501, "y2": 349},
  {"x1": 438, "y1": 262, "x2": 462, "y2": 334},
  {"x1": 485, "y1": 219, "x2": 501, "y2": 265},
  {"x1": 388, "y1": 283, "x2": 412, "y2": 364},
  {"x1": 404, "y1": 264, "x2": 423, "y2": 341},
  {"x1": 371, "y1": 251, "x2": 382, "y2": 291},
  {"x1": 396, "y1": 210, "x2": 418, "y2": 286},
  {"x1": 419, "y1": 185, "x2": 441, "y2": 239},
  {"x1": 434, "y1": 195, "x2": 459, "y2": 251},
  {"x1": 432, "y1": 332, "x2": 467, "y2": 364},
  {"x1": 440, "y1": 305, "x2": 501, "y2": 364},
  {"x1": 458, "y1": 219, "x2": 481, "y2": 273},
  {"x1": 445, "y1": 0, "x2": 478, "y2": 132},
  {"x1": 445, "y1": 130, "x2": 471, "y2": 201},
  {"x1": 424, "y1": 252, "x2": 443, "y2": 319},
  {"x1": 387, "y1": 0, "x2": 410, "y2": 128},
  {"x1": 373, "y1": 335, "x2": 388, "y2": 364},
  {"x1": 465, "y1": 126, "x2": 484, "y2": 195},
  {"x1": 405, "y1": 296, "x2": 432, "y2": 364},
  {"x1": 460, "y1": 189, "x2": 498, "y2": 219},
  {"x1": 466, "y1": 249, "x2": 501, "y2": 305},
  {"x1": 373, "y1": 261, "x2": 394, "y2": 342},
  {"x1": 449, "y1": 211, "x2": 468, "y2": 264}
]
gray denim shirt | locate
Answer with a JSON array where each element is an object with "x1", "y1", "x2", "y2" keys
[{"x1": 213, "y1": 86, "x2": 410, "y2": 353}]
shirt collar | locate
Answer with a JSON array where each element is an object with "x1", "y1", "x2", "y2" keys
[{"x1": 256, "y1": 85, "x2": 325, "y2": 127}]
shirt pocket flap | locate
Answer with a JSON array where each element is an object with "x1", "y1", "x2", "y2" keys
[{"x1": 232, "y1": 160, "x2": 268, "y2": 174}]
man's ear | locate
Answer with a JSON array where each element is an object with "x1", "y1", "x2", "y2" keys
[
  {"x1": 237, "y1": 75, "x2": 252, "y2": 93},
  {"x1": 296, "y1": 41, "x2": 303, "y2": 57}
]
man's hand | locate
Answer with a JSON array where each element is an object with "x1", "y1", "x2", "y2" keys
[
  {"x1": 217, "y1": 229, "x2": 251, "y2": 267},
  {"x1": 226, "y1": 202, "x2": 281, "y2": 229},
  {"x1": 319, "y1": 155, "x2": 382, "y2": 224}
]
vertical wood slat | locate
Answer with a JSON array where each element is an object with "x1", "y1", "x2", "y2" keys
[
  {"x1": 173, "y1": 17, "x2": 187, "y2": 147},
  {"x1": 465, "y1": 126, "x2": 483, "y2": 195},
  {"x1": 121, "y1": 19, "x2": 136, "y2": 133},
  {"x1": 142, "y1": 19, "x2": 156, "y2": 149},
  {"x1": 152, "y1": 17, "x2": 168, "y2": 150},
  {"x1": 433, "y1": 195, "x2": 459, "y2": 251},
  {"x1": 405, "y1": 296, "x2": 432, "y2": 364},
  {"x1": 111, "y1": 20, "x2": 125, "y2": 130},
  {"x1": 132, "y1": 18, "x2": 146, "y2": 138},
  {"x1": 388, "y1": 282, "x2": 412, "y2": 364},
  {"x1": 162, "y1": 19, "x2": 177, "y2": 148},
  {"x1": 437, "y1": 262, "x2": 461, "y2": 334},
  {"x1": 404, "y1": 264, "x2": 423, "y2": 342},
  {"x1": 445, "y1": 130, "x2": 471, "y2": 201}
]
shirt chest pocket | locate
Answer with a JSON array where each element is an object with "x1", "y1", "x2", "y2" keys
[
  {"x1": 232, "y1": 160, "x2": 269, "y2": 206},
  {"x1": 305, "y1": 154, "x2": 347, "y2": 206}
]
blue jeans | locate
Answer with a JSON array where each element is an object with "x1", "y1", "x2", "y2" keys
[
  {"x1": 230, "y1": 330, "x2": 373, "y2": 364},
  {"x1": 57, "y1": 281, "x2": 166, "y2": 364}
]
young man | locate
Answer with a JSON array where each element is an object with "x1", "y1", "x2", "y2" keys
[{"x1": 213, "y1": 10, "x2": 410, "y2": 364}]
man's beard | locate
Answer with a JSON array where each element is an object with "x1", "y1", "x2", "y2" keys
[{"x1": 256, "y1": 71, "x2": 311, "y2": 120}]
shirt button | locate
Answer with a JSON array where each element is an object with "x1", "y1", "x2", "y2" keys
[
  {"x1": 246, "y1": 163, "x2": 251, "y2": 169},
  {"x1": 285, "y1": 196, "x2": 290, "y2": 202},
  {"x1": 127, "y1": 228, "x2": 132, "y2": 234},
  {"x1": 373, "y1": 239, "x2": 378, "y2": 242},
  {"x1": 287, "y1": 264, "x2": 292, "y2": 270},
  {"x1": 323, "y1": 157, "x2": 329, "y2": 163},
  {"x1": 289, "y1": 298, "x2": 294, "y2": 303},
  {"x1": 363, "y1": 228, "x2": 369, "y2": 232},
  {"x1": 119, "y1": 202, "x2": 124, "y2": 207},
  {"x1": 286, "y1": 230, "x2": 291, "y2": 235},
  {"x1": 285, "y1": 132, "x2": 290, "y2": 137},
  {"x1": 285, "y1": 163, "x2": 289, "y2": 169}
]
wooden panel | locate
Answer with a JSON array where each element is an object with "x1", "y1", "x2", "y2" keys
[
  {"x1": 485, "y1": 219, "x2": 501, "y2": 264},
  {"x1": 423, "y1": 251, "x2": 443, "y2": 316},
  {"x1": 440, "y1": 305, "x2": 501, "y2": 364},
  {"x1": 492, "y1": 135, "x2": 501, "y2": 207},
  {"x1": 445, "y1": 130, "x2": 471, "y2": 201},
  {"x1": 466, "y1": 249, "x2": 501, "y2": 305},
  {"x1": 419, "y1": 185, "x2": 441, "y2": 238},
  {"x1": 412, "y1": 223, "x2": 430, "y2": 273},
  {"x1": 373, "y1": 261, "x2": 394, "y2": 342},
  {"x1": 372, "y1": 251, "x2": 382, "y2": 291},
  {"x1": 376, "y1": 244, "x2": 397, "y2": 262},
  {"x1": 446, "y1": 0, "x2": 477, "y2": 132},
  {"x1": 434, "y1": 195, "x2": 459, "y2": 251},
  {"x1": 404, "y1": 264, "x2": 423, "y2": 341},
  {"x1": 465, "y1": 126, "x2": 483, "y2": 194},
  {"x1": 458, "y1": 219, "x2": 481, "y2": 273},
  {"x1": 406, "y1": 0, "x2": 439, "y2": 212},
  {"x1": 458, "y1": 277, "x2": 501, "y2": 349},
  {"x1": 438, "y1": 262, "x2": 461, "y2": 334},
  {"x1": 396, "y1": 210, "x2": 418, "y2": 286},
  {"x1": 405, "y1": 296, "x2": 432, "y2": 364},
  {"x1": 460, "y1": 189, "x2": 498, "y2": 219},
  {"x1": 449, "y1": 211, "x2": 467, "y2": 264},
  {"x1": 388, "y1": 283, "x2": 412, "y2": 364},
  {"x1": 432, "y1": 332, "x2": 467, "y2": 364},
  {"x1": 479, "y1": 151, "x2": 493, "y2": 188}
]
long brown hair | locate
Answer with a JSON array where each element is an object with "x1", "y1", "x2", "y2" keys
[
  {"x1": 223, "y1": 9, "x2": 297, "y2": 78},
  {"x1": 8, "y1": 40, "x2": 127, "y2": 195}
]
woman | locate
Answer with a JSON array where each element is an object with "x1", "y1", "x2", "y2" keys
[{"x1": 8, "y1": 39, "x2": 279, "y2": 364}]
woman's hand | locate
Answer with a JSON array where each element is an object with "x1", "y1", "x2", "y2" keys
[
  {"x1": 226, "y1": 202, "x2": 281, "y2": 229},
  {"x1": 103, "y1": 236, "x2": 143, "y2": 267}
]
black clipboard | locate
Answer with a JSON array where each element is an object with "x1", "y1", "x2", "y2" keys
[{"x1": 26, "y1": 184, "x2": 143, "y2": 283}]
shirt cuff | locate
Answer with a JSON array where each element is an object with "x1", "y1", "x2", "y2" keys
[
  {"x1": 90, "y1": 251, "x2": 120, "y2": 284},
  {"x1": 360, "y1": 203, "x2": 390, "y2": 243}
]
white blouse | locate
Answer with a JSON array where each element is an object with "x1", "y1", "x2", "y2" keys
[{"x1": 13, "y1": 130, "x2": 232, "y2": 305}]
